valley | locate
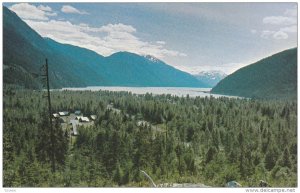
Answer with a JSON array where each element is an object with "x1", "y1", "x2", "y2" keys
[{"x1": 2, "y1": 3, "x2": 298, "y2": 189}]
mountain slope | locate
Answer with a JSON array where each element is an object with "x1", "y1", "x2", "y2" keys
[
  {"x1": 3, "y1": 6, "x2": 92, "y2": 88},
  {"x1": 3, "y1": 6, "x2": 50, "y2": 88},
  {"x1": 100, "y1": 52, "x2": 208, "y2": 87},
  {"x1": 3, "y1": 6, "x2": 207, "y2": 89},
  {"x1": 193, "y1": 71, "x2": 227, "y2": 87},
  {"x1": 211, "y1": 48, "x2": 297, "y2": 99}
]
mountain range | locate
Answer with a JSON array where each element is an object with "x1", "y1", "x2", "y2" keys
[
  {"x1": 3, "y1": 6, "x2": 208, "y2": 89},
  {"x1": 211, "y1": 48, "x2": 297, "y2": 99},
  {"x1": 3, "y1": 6, "x2": 297, "y2": 99},
  {"x1": 193, "y1": 71, "x2": 227, "y2": 87}
]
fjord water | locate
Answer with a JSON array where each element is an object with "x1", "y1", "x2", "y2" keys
[{"x1": 61, "y1": 86, "x2": 239, "y2": 98}]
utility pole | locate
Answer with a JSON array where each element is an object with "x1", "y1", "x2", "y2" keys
[{"x1": 42, "y1": 58, "x2": 56, "y2": 173}]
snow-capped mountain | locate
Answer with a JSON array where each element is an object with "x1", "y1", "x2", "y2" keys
[{"x1": 193, "y1": 70, "x2": 227, "y2": 87}]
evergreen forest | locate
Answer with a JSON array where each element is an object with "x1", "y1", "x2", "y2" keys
[{"x1": 3, "y1": 87, "x2": 297, "y2": 187}]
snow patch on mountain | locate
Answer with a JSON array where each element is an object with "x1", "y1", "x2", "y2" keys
[{"x1": 144, "y1": 55, "x2": 160, "y2": 63}]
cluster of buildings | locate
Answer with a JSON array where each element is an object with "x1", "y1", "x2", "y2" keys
[{"x1": 53, "y1": 110, "x2": 96, "y2": 136}]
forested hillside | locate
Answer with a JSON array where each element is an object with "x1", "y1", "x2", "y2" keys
[
  {"x1": 3, "y1": 6, "x2": 88, "y2": 88},
  {"x1": 211, "y1": 48, "x2": 297, "y2": 99},
  {"x1": 3, "y1": 88, "x2": 297, "y2": 187}
]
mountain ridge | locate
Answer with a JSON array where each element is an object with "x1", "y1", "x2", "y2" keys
[
  {"x1": 211, "y1": 48, "x2": 297, "y2": 99},
  {"x1": 3, "y1": 6, "x2": 208, "y2": 89}
]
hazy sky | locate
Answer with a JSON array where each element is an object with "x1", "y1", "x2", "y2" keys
[{"x1": 4, "y1": 2, "x2": 297, "y2": 74}]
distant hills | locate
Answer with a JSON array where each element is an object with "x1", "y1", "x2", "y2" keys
[
  {"x1": 3, "y1": 6, "x2": 208, "y2": 89},
  {"x1": 193, "y1": 71, "x2": 227, "y2": 87},
  {"x1": 211, "y1": 48, "x2": 297, "y2": 99}
]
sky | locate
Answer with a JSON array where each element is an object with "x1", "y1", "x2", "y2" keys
[{"x1": 3, "y1": 2, "x2": 298, "y2": 75}]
